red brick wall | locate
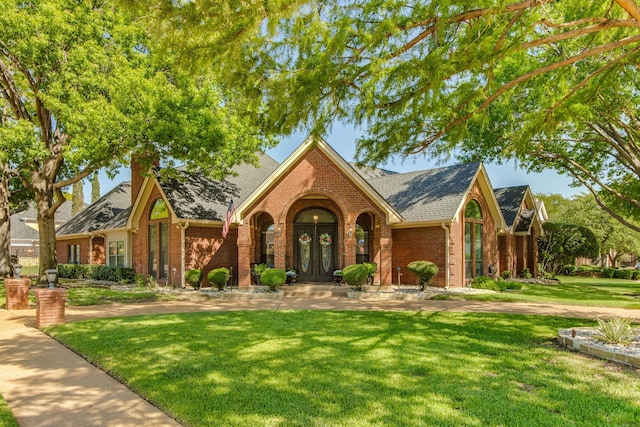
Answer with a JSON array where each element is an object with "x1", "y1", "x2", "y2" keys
[
  {"x1": 238, "y1": 147, "x2": 391, "y2": 286},
  {"x1": 56, "y1": 237, "x2": 90, "y2": 264},
  {"x1": 392, "y1": 226, "x2": 447, "y2": 287},
  {"x1": 185, "y1": 226, "x2": 238, "y2": 287}
]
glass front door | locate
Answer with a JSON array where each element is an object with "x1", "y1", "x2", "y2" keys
[{"x1": 294, "y1": 209, "x2": 337, "y2": 282}]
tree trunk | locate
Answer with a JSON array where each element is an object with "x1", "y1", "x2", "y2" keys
[
  {"x1": 0, "y1": 176, "x2": 11, "y2": 277},
  {"x1": 34, "y1": 186, "x2": 59, "y2": 284}
]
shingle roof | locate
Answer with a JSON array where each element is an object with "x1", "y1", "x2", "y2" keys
[
  {"x1": 494, "y1": 186, "x2": 529, "y2": 228},
  {"x1": 157, "y1": 153, "x2": 279, "y2": 221},
  {"x1": 57, "y1": 182, "x2": 132, "y2": 236},
  {"x1": 367, "y1": 163, "x2": 480, "y2": 222},
  {"x1": 349, "y1": 163, "x2": 398, "y2": 180},
  {"x1": 12, "y1": 200, "x2": 77, "y2": 240},
  {"x1": 494, "y1": 185, "x2": 536, "y2": 233}
]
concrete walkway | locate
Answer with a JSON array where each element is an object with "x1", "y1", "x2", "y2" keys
[{"x1": 1, "y1": 291, "x2": 640, "y2": 427}]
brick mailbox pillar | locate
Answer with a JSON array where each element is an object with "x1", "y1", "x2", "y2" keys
[
  {"x1": 5, "y1": 278, "x2": 32, "y2": 310},
  {"x1": 34, "y1": 288, "x2": 68, "y2": 328}
]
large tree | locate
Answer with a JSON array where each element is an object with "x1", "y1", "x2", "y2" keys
[
  {"x1": 135, "y1": 0, "x2": 640, "y2": 231},
  {"x1": 538, "y1": 193, "x2": 640, "y2": 266},
  {"x1": 0, "y1": 0, "x2": 273, "y2": 282}
]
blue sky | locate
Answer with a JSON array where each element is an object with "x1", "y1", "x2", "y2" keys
[{"x1": 92, "y1": 125, "x2": 583, "y2": 202}]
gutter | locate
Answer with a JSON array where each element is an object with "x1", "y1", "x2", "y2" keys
[{"x1": 440, "y1": 223, "x2": 450, "y2": 289}]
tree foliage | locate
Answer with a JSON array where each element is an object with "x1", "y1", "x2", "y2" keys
[
  {"x1": 538, "y1": 222, "x2": 600, "y2": 274},
  {"x1": 537, "y1": 193, "x2": 640, "y2": 265},
  {"x1": 0, "y1": 0, "x2": 273, "y2": 280},
  {"x1": 135, "y1": 0, "x2": 640, "y2": 231}
]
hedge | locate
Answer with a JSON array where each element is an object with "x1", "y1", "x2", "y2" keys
[{"x1": 57, "y1": 264, "x2": 136, "y2": 283}]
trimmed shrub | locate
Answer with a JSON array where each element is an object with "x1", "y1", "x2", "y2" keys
[
  {"x1": 470, "y1": 276, "x2": 506, "y2": 291},
  {"x1": 363, "y1": 262, "x2": 377, "y2": 284},
  {"x1": 57, "y1": 264, "x2": 135, "y2": 283},
  {"x1": 207, "y1": 268, "x2": 230, "y2": 290},
  {"x1": 504, "y1": 281, "x2": 523, "y2": 291},
  {"x1": 342, "y1": 264, "x2": 370, "y2": 290},
  {"x1": 613, "y1": 269, "x2": 634, "y2": 280},
  {"x1": 185, "y1": 269, "x2": 203, "y2": 290},
  {"x1": 520, "y1": 268, "x2": 532, "y2": 279},
  {"x1": 500, "y1": 270, "x2": 512, "y2": 280},
  {"x1": 260, "y1": 268, "x2": 287, "y2": 290},
  {"x1": 407, "y1": 261, "x2": 439, "y2": 291},
  {"x1": 577, "y1": 264, "x2": 600, "y2": 272},
  {"x1": 601, "y1": 268, "x2": 616, "y2": 278}
]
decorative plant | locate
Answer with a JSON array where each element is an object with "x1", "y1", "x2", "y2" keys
[
  {"x1": 333, "y1": 270, "x2": 342, "y2": 275},
  {"x1": 595, "y1": 316, "x2": 635, "y2": 345},
  {"x1": 500, "y1": 270, "x2": 512, "y2": 279},
  {"x1": 342, "y1": 263, "x2": 369, "y2": 291},
  {"x1": 207, "y1": 268, "x2": 230, "y2": 291},
  {"x1": 185, "y1": 269, "x2": 203, "y2": 290},
  {"x1": 407, "y1": 261, "x2": 439, "y2": 291},
  {"x1": 319, "y1": 233, "x2": 332, "y2": 246},
  {"x1": 260, "y1": 268, "x2": 287, "y2": 291},
  {"x1": 298, "y1": 233, "x2": 311, "y2": 245},
  {"x1": 253, "y1": 263, "x2": 269, "y2": 275}
]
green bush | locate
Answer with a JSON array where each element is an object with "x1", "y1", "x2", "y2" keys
[
  {"x1": 207, "y1": 268, "x2": 230, "y2": 290},
  {"x1": 500, "y1": 270, "x2": 511, "y2": 279},
  {"x1": 504, "y1": 281, "x2": 523, "y2": 291},
  {"x1": 561, "y1": 265, "x2": 576, "y2": 275},
  {"x1": 613, "y1": 269, "x2": 634, "y2": 280},
  {"x1": 633, "y1": 270, "x2": 640, "y2": 280},
  {"x1": 260, "y1": 268, "x2": 286, "y2": 290},
  {"x1": 253, "y1": 263, "x2": 269, "y2": 275},
  {"x1": 185, "y1": 269, "x2": 203, "y2": 289},
  {"x1": 520, "y1": 268, "x2": 532, "y2": 279},
  {"x1": 601, "y1": 268, "x2": 616, "y2": 278},
  {"x1": 342, "y1": 264, "x2": 370, "y2": 290},
  {"x1": 407, "y1": 261, "x2": 439, "y2": 291},
  {"x1": 57, "y1": 264, "x2": 135, "y2": 283},
  {"x1": 470, "y1": 276, "x2": 506, "y2": 291},
  {"x1": 577, "y1": 264, "x2": 600, "y2": 272}
]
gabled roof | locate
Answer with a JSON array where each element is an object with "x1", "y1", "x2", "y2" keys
[
  {"x1": 57, "y1": 182, "x2": 132, "y2": 237},
  {"x1": 494, "y1": 185, "x2": 543, "y2": 235},
  {"x1": 129, "y1": 153, "x2": 280, "y2": 227},
  {"x1": 235, "y1": 136, "x2": 402, "y2": 224},
  {"x1": 367, "y1": 162, "x2": 505, "y2": 227}
]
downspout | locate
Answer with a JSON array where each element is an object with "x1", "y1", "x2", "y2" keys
[
  {"x1": 441, "y1": 223, "x2": 450, "y2": 289},
  {"x1": 180, "y1": 222, "x2": 190, "y2": 288}
]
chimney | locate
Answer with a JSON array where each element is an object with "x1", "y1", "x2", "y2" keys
[{"x1": 131, "y1": 153, "x2": 159, "y2": 205}]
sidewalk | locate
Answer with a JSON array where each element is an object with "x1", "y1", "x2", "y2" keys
[{"x1": 1, "y1": 293, "x2": 639, "y2": 427}]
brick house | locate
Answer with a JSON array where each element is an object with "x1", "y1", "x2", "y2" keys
[{"x1": 56, "y1": 137, "x2": 543, "y2": 288}]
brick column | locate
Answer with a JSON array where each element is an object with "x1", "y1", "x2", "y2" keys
[
  {"x1": 34, "y1": 288, "x2": 67, "y2": 328},
  {"x1": 5, "y1": 278, "x2": 32, "y2": 310},
  {"x1": 237, "y1": 223, "x2": 253, "y2": 289},
  {"x1": 379, "y1": 224, "x2": 393, "y2": 285}
]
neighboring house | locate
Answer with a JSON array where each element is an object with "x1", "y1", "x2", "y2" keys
[
  {"x1": 11, "y1": 201, "x2": 76, "y2": 262},
  {"x1": 56, "y1": 137, "x2": 544, "y2": 288}
]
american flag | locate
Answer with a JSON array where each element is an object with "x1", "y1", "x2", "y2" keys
[{"x1": 222, "y1": 199, "x2": 235, "y2": 239}]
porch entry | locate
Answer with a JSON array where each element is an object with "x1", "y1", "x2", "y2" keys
[{"x1": 294, "y1": 208, "x2": 337, "y2": 283}]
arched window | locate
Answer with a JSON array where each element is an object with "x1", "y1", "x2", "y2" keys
[
  {"x1": 261, "y1": 223, "x2": 275, "y2": 267},
  {"x1": 464, "y1": 200, "x2": 483, "y2": 279},
  {"x1": 150, "y1": 199, "x2": 169, "y2": 220},
  {"x1": 355, "y1": 223, "x2": 369, "y2": 263}
]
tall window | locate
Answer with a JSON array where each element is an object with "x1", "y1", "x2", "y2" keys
[
  {"x1": 355, "y1": 223, "x2": 369, "y2": 263},
  {"x1": 464, "y1": 200, "x2": 483, "y2": 279},
  {"x1": 149, "y1": 199, "x2": 169, "y2": 279},
  {"x1": 68, "y1": 244, "x2": 80, "y2": 264},
  {"x1": 261, "y1": 223, "x2": 275, "y2": 267},
  {"x1": 108, "y1": 241, "x2": 125, "y2": 267}
]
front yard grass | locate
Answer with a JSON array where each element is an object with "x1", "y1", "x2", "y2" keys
[
  {"x1": 0, "y1": 394, "x2": 19, "y2": 427},
  {"x1": 449, "y1": 276, "x2": 640, "y2": 309},
  {"x1": 47, "y1": 311, "x2": 640, "y2": 427}
]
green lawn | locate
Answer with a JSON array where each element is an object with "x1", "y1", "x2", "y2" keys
[
  {"x1": 449, "y1": 276, "x2": 640, "y2": 309},
  {"x1": 0, "y1": 394, "x2": 19, "y2": 427},
  {"x1": 47, "y1": 311, "x2": 640, "y2": 427}
]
